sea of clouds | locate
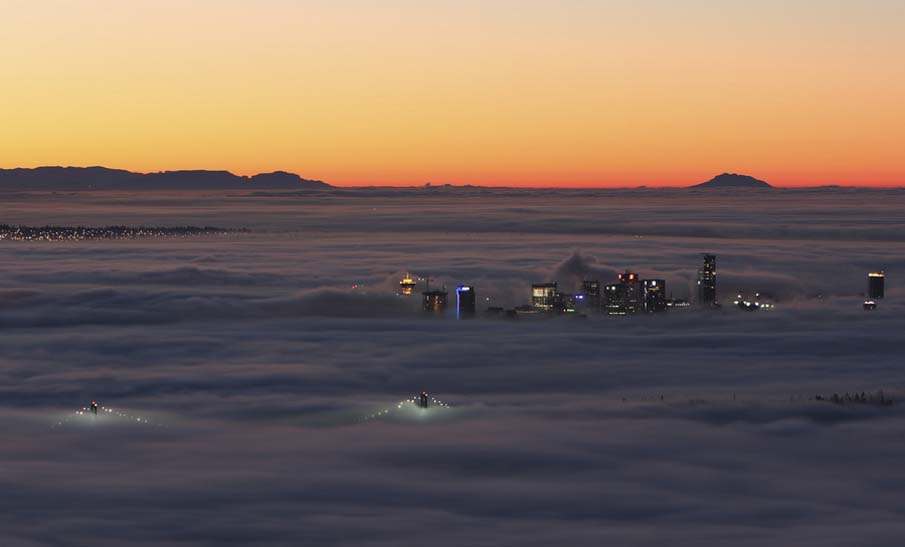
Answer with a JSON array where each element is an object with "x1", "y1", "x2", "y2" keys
[{"x1": 1, "y1": 188, "x2": 904, "y2": 546}]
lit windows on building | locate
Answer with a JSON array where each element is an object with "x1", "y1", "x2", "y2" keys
[
  {"x1": 422, "y1": 289, "x2": 448, "y2": 312},
  {"x1": 604, "y1": 272, "x2": 646, "y2": 315},
  {"x1": 399, "y1": 273, "x2": 417, "y2": 296},
  {"x1": 605, "y1": 283, "x2": 627, "y2": 315},
  {"x1": 642, "y1": 279, "x2": 667, "y2": 312},
  {"x1": 620, "y1": 272, "x2": 644, "y2": 314},
  {"x1": 531, "y1": 283, "x2": 558, "y2": 311},
  {"x1": 697, "y1": 254, "x2": 717, "y2": 306}
]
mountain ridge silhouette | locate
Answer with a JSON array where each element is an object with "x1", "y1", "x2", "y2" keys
[{"x1": 0, "y1": 166, "x2": 330, "y2": 190}]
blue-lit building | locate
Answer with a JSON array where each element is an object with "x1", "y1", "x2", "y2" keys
[{"x1": 456, "y1": 285, "x2": 476, "y2": 318}]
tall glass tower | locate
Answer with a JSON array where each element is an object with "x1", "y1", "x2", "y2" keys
[{"x1": 697, "y1": 254, "x2": 717, "y2": 306}]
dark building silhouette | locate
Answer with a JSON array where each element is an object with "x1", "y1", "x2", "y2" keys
[
  {"x1": 605, "y1": 272, "x2": 643, "y2": 315},
  {"x1": 456, "y1": 285, "x2": 476, "y2": 318},
  {"x1": 422, "y1": 289, "x2": 448, "y2": 312},
  {"x1": 642, "y1": 279, "x2": 667, "y2": 312},
  {"x1": 697, "y1": 254, "x2": 717, "y2": 305},
  {"x1": 554, "y1": 292, "x2": 578, "y2": 314},
  {"x1": 418, "y1": 391, "x2": 429, "y2": 408},
  {"x1": 620, "y1": 271, "x2": 643, "y2": 313},
  {"x1": 868, "y1": 271, "x2": 885, "y2": 299},
  {"x1": 605, "y1": 283, "x2": 626, "y2": 315},
  {"x1": 532, "y1": 283, "x2": 558, "y2": 311},
  {"x1": 90, "y1": 401, "x2": 98, "y2": 415},
  {"x1": 581, "y1": 280, "x2": 602, "y2": 310},
  {"x1": 399, "y1": 273, "x2": 417, "y2": 296}
]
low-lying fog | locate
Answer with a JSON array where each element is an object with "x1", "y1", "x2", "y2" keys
[{"x1": 1, "y1": 188, "x2": 904, "y2": 546}]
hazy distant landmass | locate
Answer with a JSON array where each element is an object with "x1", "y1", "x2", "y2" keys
[
  {"x1": 692, "y1": 173, "x2": 772, "y2": 189},
  {"x1": 0, "y1": 166, "x2": 331, "y2": 190}
]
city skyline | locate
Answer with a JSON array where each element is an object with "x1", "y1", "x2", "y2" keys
[{"x1": 3, "y1": 1, "x2": 904, "y2": 187}]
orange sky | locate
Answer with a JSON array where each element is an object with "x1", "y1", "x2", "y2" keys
[{"x1": 2, "y1": 0, "x2": 904, "y2": 187}]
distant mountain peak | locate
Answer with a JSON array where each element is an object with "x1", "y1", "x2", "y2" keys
[{"x1": 693, "y1": 173, "x2": 772, "y2": 189}]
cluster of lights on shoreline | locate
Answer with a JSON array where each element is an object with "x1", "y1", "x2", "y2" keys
[{"x1": 0, "y1": 224, "x2": 245, "y2": 242}]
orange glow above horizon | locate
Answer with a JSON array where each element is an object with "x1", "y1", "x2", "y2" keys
[{"x1": 2, "y1": 0, "x2": 904, "y2": 187}]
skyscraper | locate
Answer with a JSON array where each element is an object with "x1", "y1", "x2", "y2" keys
[
  {"x1": 642, "y1": 279, "x2": 667, "y2": 312},
  {"x1": 605, "y1": 272, "x2": 643, "y2": 315},
  {"x1": 697, "y1": 254, "x2": 717, "y2": 306},
  {"x1": 620, "y1": 272, "x2": 643, "y2": 313},
  {"x1": 456, "y1": 285, "x2": 476, "y2": 318},
  {"x1": 868, "y1": 271, "x2": 885, "y2": 299},
  {"x1": 604, "y1": 283, "x2": 627, "y2": 315},
  {"x1": 531, "y1": 283, "x2": 558, "y2": 311}
]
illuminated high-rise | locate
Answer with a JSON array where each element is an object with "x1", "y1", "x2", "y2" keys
[
  {"x1": 604, "y1": 283, "x2": 626, "y2": 315},
  {"x1": 620, "y1": 272, "x2": 643, "y2": 313},
  {"x1": 642, "y1": 279, "x2": 667, "y2": 312},
  {"x1": 456, "y1": 285, "x2": 476, "y2": 318},
  {"x1": 697, "y1": 254, "x2": 717, "y2": 305},
  {"x1": 399, "y1": 273, "x2": 417, "y2": 296},
  {"x1": 605, "y1": 272, "x2": 643, "y2": 315},
  {"x1": 868, "y1": 271, "x2": 885, "y2": 299},
  {"x1": 532, "y1": 283, "x2": 558, "y2": 311}
]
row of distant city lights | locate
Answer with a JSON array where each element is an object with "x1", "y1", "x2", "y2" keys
[{"x1": 0, "y1": 225, "x2": 239, "y2": 242}]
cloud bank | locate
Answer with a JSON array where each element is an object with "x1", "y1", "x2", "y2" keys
[{"x1": 1, "y1": 189, "x2": 904, "y2": 546}]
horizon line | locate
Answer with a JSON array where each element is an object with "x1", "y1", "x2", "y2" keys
[{"x1": 3, "y1": 164, "x2": 904, "y2": 190}]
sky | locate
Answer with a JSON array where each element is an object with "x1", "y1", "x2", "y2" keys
[{"x1": 2, "y1": 0, "x2": 904, "y2": 187}]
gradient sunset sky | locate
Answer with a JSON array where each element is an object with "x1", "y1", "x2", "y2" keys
[{"x1": 3, "y1": 0, "x2": 903, "y2": 187}]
